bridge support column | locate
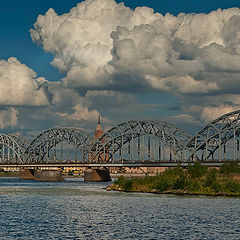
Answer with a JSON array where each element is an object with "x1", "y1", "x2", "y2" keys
[
  {"x1": 19, "y1": 169, "x2": 64, "y2": 181},
  {"x1": 84, "y1": 167, "x2": 111, "y2": 182},
  {"x1": 19, "y1": 169, "x2": 35, "y2": 180},
  {"x1": 34, "y1": 170, "x2": 64, "y2": 181}
]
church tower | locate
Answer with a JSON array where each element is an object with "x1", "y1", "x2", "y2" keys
[
  {"x1": 90, "y1": 115, "x2": 109, "y2": 162},
  {"x1": 94, "y1": 115, "x2": 103, "y2": 139}
]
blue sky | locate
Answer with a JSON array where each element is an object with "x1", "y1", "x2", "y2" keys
[
  {"x1": 1, "y1": 0, "x2": 239, "y2": 82},
  {"x1": 0, "y1": 0, "x2": 240, "y2": 136}
]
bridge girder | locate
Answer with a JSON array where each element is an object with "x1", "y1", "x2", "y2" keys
[
  {"x1": 0, "y1": 134, "x2": 25, "y2": 163},
  {"x1": 185, "y1": 110, "x2": 240, "y2": 161},
  {"x1": 9, "y1": 134, "x2": 30, "y2": 150},
  {"x1": 25, "y1": 127, "x2": 93, "y2": 163},
  {"x1": 89, "y1": 120, "x2": 191, "y2": 162},
  {"x1": 3, "y1": 110, "x2": 240, "y2": 164}
]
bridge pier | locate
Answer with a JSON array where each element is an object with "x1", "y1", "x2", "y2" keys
[
  {"x1": 19, "y1": 169, "x2": 64, "y2": 181},
  {"x1": 34, "y1": 170, "x2": 64, "y2": 181},
  {"x1": 84, "y1": 167, "x2": 111, "y2": 182},
  {"x1": 19, "y1": 169, "x2": 35, "y2": 180}
]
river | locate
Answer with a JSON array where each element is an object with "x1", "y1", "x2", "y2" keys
[{"x1": 0, "y1": 177, "x2": 239, "y2": 239}]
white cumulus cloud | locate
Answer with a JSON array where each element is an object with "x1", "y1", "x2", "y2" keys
[
  {"x1": 201, "y1": 105, "x2": 240, "y2": 123},
  {"x1": 30, "y1": 1, "x2": 240, "y2": 97},
  {"x1": 27, "y1": 0, "x2": 240, "y2": 132},
  {"x1": 0, "y1": 57, "x2": 50, "y2": 106},
  {"x1": 0, "y1": 108, "x2": 18, "y2": 129},
  {"x1": 57, "y1": 103, "x2": 100, "y2": 121}
]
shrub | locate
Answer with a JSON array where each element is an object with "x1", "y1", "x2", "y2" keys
[
  {"x1": 173, "y1": 175, "x2": 187, "y2": 190},
  {"x1": 211, "y1": 181, "x2": 222, "y2": 193},
  {"x1": 186, "y1": 179, "x2": 200, "y2": 192},
  {"x1": 123, "y1": 179, "x2": 133, "y2": 191},
  {"x1": 114, "y1": 177, "x2": 133, "y2": 191},
  {"x1": 220, "y1": 162, "x2": 240, "y2": 175},
  {"x1": 204, "y1": 168, "x2": 223, "y2": 192},
  {"x1": 187, "y1": 163, "x2": 208, "y2": 178},
  {"x1": 114, "y1": 176, "x2": 126, "y2": 185},
  {"x1": 205, "y1": 168, "x2": 218, "y2": 187},
  {"x1": 153, "y1": 178, "x2": 171, "y2": 192},
  {"x1": 224, "y1": 181, "x2": 240, "y2": 193},
  {"x1": 164, "y1": 165, "x2": 184, "y2": 177},
  {"x1": 134, "y1": 176, "x2": 156, "y2": 185}
]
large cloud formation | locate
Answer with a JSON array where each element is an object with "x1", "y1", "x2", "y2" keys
[
  {"x1": 29, "y1": 0, "x2": 240, "y2": 124},
  {"x1": 0, "y1": 108, "x2": 18, "y2": 129},
  {"x1": 0, "y1": 57, "x2": 50, "y2": 106},
  {"x1": 0, "y1": 57, "x2": 53, "y2": 130},
  {"x1": 0, "y1": 57, "x2": 105, "y2": 131},
  {"x1": 30, "y1": 0, "x2": 240, "y2": 96}
]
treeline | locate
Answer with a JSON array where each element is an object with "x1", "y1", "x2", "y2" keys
[{"x1": 112, "y1": 162, "x2": 240, "y2": 196}]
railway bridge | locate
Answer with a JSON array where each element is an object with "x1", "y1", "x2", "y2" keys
[{"x1": 0, "y1": 110, "x2": 240, "y2": 181}]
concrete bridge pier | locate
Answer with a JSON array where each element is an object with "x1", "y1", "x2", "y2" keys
[
  {"x1": 19, "y1": 169, "x2": 35, "y2": 180},
  {"x1": 34, "y1": 170, "x2": 64, "y2": 181},
  {"x1": 84, "y1": 167, "x2": 111, "y2": 182},
  {"x1": 19, "y1": 169, "x2": 64, "y2": 181}
]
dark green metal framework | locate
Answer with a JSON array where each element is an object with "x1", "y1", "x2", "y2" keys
[{"x1": 1, "y1": 110, "x2": 240, "y2": 163}]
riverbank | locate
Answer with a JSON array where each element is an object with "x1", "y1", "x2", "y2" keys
[
  {"x1": 106, "y1": 186, "x2": 240, "y2": 197},
  {"x1": 0, "y1": 172, "x2": 19, "y2": 177},
  {"x1": 0, "y1": 172, "x2": 151, "y2": 179},
  {"x1": 107, "y1": 162, "x2": 240, "y2": 197}
]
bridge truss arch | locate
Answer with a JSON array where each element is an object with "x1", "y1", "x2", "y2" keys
[
  {"x1": 185, "y1": 110, "x2": 240, "y2": 161},
  {"x1": 0, "y1": 134, "x2": 26, "y2": 163},
  {"x1": 89, "y1": 120, "x2": 191, "y2": 162},
  {"x1": 9, "y1": 135, "x2": 30, "y2": 150},
  {"x1": 26, "y1": 127, "x2": 94, "y2": 163}
]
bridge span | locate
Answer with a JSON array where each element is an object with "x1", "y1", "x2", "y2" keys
[
  {"x1": 1, "y1": 110, "x2": 240, "y2": 166},
  {"x1": 0, "y1": 161, "x2": 237, "y2": 168}
]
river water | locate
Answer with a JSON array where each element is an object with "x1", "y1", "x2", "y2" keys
[{"x1": 0, "y1": 177, "x2": 239, "y2": 240}]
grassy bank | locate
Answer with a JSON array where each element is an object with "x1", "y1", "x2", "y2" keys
[
  {"x1": 108, "y1": 162, "x2": 240, "y2": 196},
  {"x1": 0, "y1": 171, "x2": 19, "y2": 177}
]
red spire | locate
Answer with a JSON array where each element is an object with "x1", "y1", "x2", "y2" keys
[
  {"x1": 98, "y1": 115, "x2": 101, "y2": 125},
  {"x1": 95, "y1": 115, "x2": 103, "y2": 139}
]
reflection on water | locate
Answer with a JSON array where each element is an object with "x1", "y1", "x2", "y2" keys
[{"x1": 0, "y1": 177, "x2": 239, "y2": 239}]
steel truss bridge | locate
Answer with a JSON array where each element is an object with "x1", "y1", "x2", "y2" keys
[{"x1": 1, "y1": 110, "x2": 240, "y2": 167}]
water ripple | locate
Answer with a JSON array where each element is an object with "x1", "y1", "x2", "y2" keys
[{"x1": 0, "y1": 178, "x2": 239, "y2": 239}]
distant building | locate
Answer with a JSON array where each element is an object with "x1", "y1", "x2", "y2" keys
[
  {"x1": 90, "y1": 116, "x2": 165, "y2": 175},
  {"x1": 89, "y1": 115, "x2": 109, "y2": 162},
  {"x1": 94, "y1": 116, "x2": 103, "y2": 139}
]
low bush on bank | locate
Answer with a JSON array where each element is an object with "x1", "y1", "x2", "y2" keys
[
  {"x1": 0, "y1": 171, "x2": 18, "y2": 176},
  {"x1": 220, "y1": 161, "x2": 240, "y2": 175},
  {"x1": 224, "y1": 181, "x2": 240, "y2": 193},
  {"x1": 187, "y1": 162, "x2": 208, "y2": 178},
  {"x1": 153, "y1": 177, "x2": 171, "y2": 192},
  {"x1": 114, "y1": 176, "x2": 133, "y2": 191},
  {"x1": 113, "y1": 162, "x2": 240, "y2": 195}
]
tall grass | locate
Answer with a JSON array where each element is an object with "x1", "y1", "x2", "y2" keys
[{"x1": 113, "y1": 162, "x2": 240, "y2": 195}]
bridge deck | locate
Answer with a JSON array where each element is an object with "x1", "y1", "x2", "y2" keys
[{"x1": 0, "y1": 161, "x2": 239, "y2": 168}]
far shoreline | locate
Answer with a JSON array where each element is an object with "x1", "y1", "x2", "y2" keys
[
  {"x1": 106, "y1": 185, "x2": 240, "y2": 197},
  {"x1": 108, "y1": 162, "x2": 240, "y2": 197}
]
